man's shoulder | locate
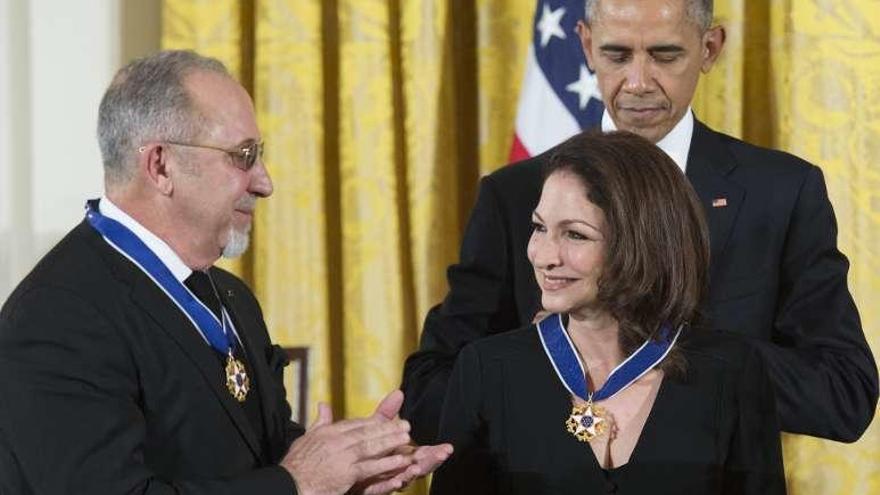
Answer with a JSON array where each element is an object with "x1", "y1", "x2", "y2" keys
[
  {"x1": 475, "y1": 148, "x2": 556, "y2": 217},
  {"x1": 701, "y1": 123, "x2": 819, "y2": 179},
  {"x1": 482, "y1": 148, "x2": 552, "y2": 190},
  {"x1": 7, "y1": 222, "x2": 109, "y2": 294},
  {"x1": 1, "y1": 221, "x2": 122, "y2": 323}
]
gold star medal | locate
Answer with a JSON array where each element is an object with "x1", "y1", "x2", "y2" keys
[
  {"x1": 537, "y1": 314, "x2": 682, "y2": 447},
  {"x1": 225, "y1": 351, "x2": 250, "y2": 402},
  {"x1": 566, "y1": 399, "x2": 608, "y2": 442}
]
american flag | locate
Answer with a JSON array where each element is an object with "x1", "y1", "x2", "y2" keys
[{"x1": 509, "y1": 0, "x2": 605, "y2": 162}]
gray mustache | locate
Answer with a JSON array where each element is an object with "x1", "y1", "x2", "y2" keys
[{"x1": 235, "y1": 195, "x2": 257, "y2": 211}]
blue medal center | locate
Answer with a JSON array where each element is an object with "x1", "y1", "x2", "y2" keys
[{"x1": 581, "y1": 415, "x2": 594, "y2": 428}]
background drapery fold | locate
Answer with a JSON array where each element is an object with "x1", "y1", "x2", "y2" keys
[{"x1": 163, "y1": 1, "x2": 878, "y2": 492}]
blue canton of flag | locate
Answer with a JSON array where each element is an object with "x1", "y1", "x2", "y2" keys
[{"x1": 510, "y1": 0, "x2": 604, "y2": 162}]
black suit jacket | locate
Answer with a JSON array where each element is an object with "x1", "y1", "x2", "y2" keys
[
  {"x1": 0, "y1": 219, "x2": 304, "y2": 494},
  {"x1": 431, "y1": 328, "x2": 785, "y2": 495},
  {"x1": 402, "y1": 120, "x2": 878, "y2": 444}
]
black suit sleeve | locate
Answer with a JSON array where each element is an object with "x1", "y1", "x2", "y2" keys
[
  {"x1": 0, "y1": 286, "x2": 296, "y2": 495},
  {"x1": 723, "y1": 346, "x2": 786, "y2": 494},
  {"x1": 402, "y1": 175, "x2": 520, "y2": 444},
  {"x1": 759, "y1": 165, "x2": 877, "y2": 441},
  {"x1": 430, "y1": 344, "x2": 497, "y2": 495}
]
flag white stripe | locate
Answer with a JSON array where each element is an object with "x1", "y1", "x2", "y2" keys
[{"x1": 513, "y1": 43, "x2": 581, "y2": 157}]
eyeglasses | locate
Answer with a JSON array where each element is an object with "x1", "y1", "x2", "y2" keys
[{"x1": 160, "y1": 140, "x2": 264, "y2": 171}]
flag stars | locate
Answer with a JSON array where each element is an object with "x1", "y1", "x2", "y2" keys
[
  {"x1": 536, "y1": 4, "x2": 567, "y2": 48},
  {"x1": 566, "y1": 64, "x2": 602, "y2": 110}
]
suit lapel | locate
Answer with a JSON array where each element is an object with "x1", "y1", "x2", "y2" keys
[
  {"x1": 111, "y1": 253, "x2": 264, "y2": 459},
  {"x1": 214, "y1": 275, "x2": 285, "y2": 460},
  {"x1": 129, "y1": 279, "x2": 263, "y2": 458},
  {"x1": 685, "y1": 121, "x2": 745, "y2": 280}
]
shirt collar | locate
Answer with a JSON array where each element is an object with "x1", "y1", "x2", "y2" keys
[
  {"x1": 601, "y1": 108, "x2": 694, "y2": 173},
  {"x1": 98, "y1": 196, "x2": 193, "y2": 282}
]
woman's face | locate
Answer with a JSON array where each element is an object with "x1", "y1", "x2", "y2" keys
[{"x1": 528, "y1": 170, "x2": 607, "y2": 318}]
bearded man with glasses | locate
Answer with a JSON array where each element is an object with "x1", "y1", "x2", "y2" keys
[{"x1": 0, "y1": 50, "x2": 450, "y2": 495}]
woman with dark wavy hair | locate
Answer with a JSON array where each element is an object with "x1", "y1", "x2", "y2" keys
[{"x1": 431, "y1": 131, "x2": 785, "y2": 494}]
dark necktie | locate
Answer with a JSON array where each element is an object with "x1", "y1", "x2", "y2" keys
[
  {"x1": 184, "y1": 270, "x2": 223, "y2": 321},
  {"x1": 183, "y1": 270, "x2": 267, "y2": 450}
]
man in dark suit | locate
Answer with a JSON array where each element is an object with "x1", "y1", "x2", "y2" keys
[
  {"x1": 402, "y1": 0, "x2": 877, "y2": 445},
  {"x1": 0, "y1": 50, "x2": 450, "y2": 495}
]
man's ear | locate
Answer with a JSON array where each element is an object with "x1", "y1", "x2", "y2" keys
[
  {"x1": 576, "y1": 20, "x2": 596, "y2": 71},
  {"x1": 701, "y1": 25, "x2": 726, "y2": 73},
  {"x1": 139, "y1": 144, "x2": 174, "y2": 196}
]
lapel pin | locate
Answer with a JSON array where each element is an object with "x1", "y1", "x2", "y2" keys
[{"x1": 712, "y1": 197, "x2": 728, "y2": 208}]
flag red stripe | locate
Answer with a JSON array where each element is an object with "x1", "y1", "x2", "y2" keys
[{"x1": 509, "y1": 133, "x2": 531, "y2": 163}]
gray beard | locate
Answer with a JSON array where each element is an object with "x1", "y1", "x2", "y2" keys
[{"x1": 221, "y1": 226, "x2": 250, "y2": 258}]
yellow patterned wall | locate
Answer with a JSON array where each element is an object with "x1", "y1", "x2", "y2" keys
[
  {"x1": 770, "y1": 2, "x2": 880, "y2": 493},
  {"x1": 250, "y1": 0, "x2": 335, "y2": 422},
  {"x1": 695, "y1": 2, "x2": 880, "y2": 493},
  {"x1": 163, "y1": 0, "x2": 878, "y2": 493},
  {"x1": 337, "y1": 0, "x2": 410, "y2": 416},
  {"x1": 476, "y1": 0, "x2": 536, "y2": 175}
]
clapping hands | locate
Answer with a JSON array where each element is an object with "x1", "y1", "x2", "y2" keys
[{"x1": 280, "y1": 390, "x2": 452, "y2": 495}]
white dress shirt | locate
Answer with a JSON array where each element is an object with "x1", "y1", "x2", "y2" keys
[
  {"x1": 601, "y1": 108, "x2": 695, "y2": 173},
  {"x1": 99, "y1": 196, "x2": 193, "y2": 282},
  {"x1": 97, "y1": 196, "x2": 246, "y2": 347}
]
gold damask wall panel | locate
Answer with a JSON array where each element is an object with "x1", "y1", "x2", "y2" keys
[
  {"x1": 338, "y1": 0, "x2": 411, "y2": 418},
  {"x1": 476, "y1": 0, "x2": 534, "y2": 174},
  {"x1": 251, "y1": 1, "x2": 334, "y2": 419},
  {"x1": 399, "y1": 1, "x2": 464, "y2": 327},
  {"x1": 768, "y1": 1, "x2": 880, "y2": 493},
  {"x1": 162, "y1": 0, "x2": 246, "y2": 77}
]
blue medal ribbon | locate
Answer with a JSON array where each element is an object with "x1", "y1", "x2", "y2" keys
[
  {"x1": 537, "y1": 314, "x2": 681, "y2": 402},
  {"x1": 85, "y1": 201, "x2": 239, "y2": 357}
]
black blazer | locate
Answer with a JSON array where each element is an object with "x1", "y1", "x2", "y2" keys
[
  {"x1": 0, "y1": 220, "x2": 304, "y2": 494},
  {"x1": 402, "y1": 120, "x2": 878, "y2": 444},
  {"x1": 430, "y1": 327, "x2": 786, "y2": 495}
]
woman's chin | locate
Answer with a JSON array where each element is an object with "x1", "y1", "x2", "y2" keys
[{"x1": 540, "y1": 297, "x2": 572, "y2": 316}]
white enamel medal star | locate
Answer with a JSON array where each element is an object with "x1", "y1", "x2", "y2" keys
[
  {"x1": 566, "y1": 400, "x2": 607, "y2": 442},
  {"x1": 225, "y1": 352, "x2": 250, "y2": 402}
]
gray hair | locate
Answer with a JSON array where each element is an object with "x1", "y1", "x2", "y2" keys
[
  {"x1": 584, "y1": 0, "x2": 714, "y2": 32},
  {"x1": 97, "y1": 50, "x2": 230, "y2": 185}
]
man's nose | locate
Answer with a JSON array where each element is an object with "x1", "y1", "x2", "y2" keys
[
  {"x1": 622, "y1": 57, "x2": 653, "y2": 95},
  {"x1": 249, "y1": 160, "x2": 274, "y2": 198}
]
